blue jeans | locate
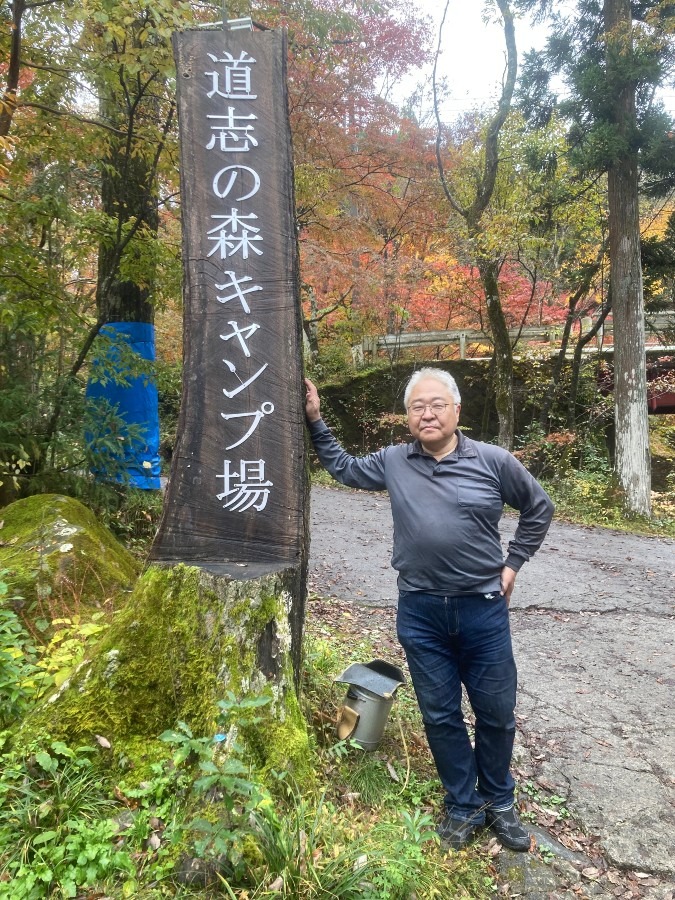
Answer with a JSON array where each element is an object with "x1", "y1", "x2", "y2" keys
[{"x1": 396, "y1": 590, "x2": 517, "y2": 822}]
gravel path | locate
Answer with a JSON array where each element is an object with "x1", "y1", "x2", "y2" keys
[{"x1": 309, "y1": 484, "x2": 675, "y2": 881}]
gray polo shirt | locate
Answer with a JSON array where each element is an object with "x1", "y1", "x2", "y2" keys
[{"x1": 309, "y1": 420, "x2": 554, "y2": 595}]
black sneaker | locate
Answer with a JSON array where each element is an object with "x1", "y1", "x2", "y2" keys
[
  {"x1": 437, "y1": 813, "x2": 481, "y2": 850},
  {"x1": 485, "y1": 805, "x2": 531, "y2": 851}
]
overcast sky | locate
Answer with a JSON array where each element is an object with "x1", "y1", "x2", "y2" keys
[
  {"x1": 387, "y1": 0, "x2": 549, "y2": 119},
  {"x1": 429, "y1": 2, "x2": 547, "y2": 114},
  {"x1": 392, "y1": 0, "x2": 675, "y2": 120}
]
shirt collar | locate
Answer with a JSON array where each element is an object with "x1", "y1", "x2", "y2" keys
[{"x1": 407, "y1": 429, "x2": 476, "y2": 459}]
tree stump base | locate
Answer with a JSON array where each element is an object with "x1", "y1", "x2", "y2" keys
[{"x1": 25, "y1": 563, "x2": 310, "y2": 781}]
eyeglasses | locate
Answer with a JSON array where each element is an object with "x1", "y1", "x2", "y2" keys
[{"x1": 407, "y1": 402, "x2": 453, "y2": 416}]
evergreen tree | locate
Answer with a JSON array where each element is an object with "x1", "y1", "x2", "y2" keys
[{"x1": 517, "y1": 0, "x2": 675, "y2": 514}]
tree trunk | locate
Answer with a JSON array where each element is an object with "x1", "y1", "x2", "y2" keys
[
  {"x1": 86, "y1": 70, "x2": 164, "y2": 488},
  {"x1": 97, "y1": 96, "x2": 158, "y2": 324},
  {"x1": 0, "y1": 0, "x2": 25, "y2": 138},
  {"x1": 539, "y1": 249, "x2": 605, "y2": 429},
  {"x1": 566, "y1": 301, "x2": 611, "y2": 428},
  {"x1": 479, "y1": 257, "x2": 514, "y2": 448},
  {"x1": 605, "y1": 0, "x2": 651, "y2": 515},
  {"x1": 540, "y1": 304, "x2": 577, "y2": 430},
  {"x1": 24, "y1": 564, "x2": 311, "y2": 778},
  {"x1": 150, "y1": 29, "x2": 309, "y2": 696},
  {"x1": 433, "y1": 0, "x2": 517, "y2": 449}
]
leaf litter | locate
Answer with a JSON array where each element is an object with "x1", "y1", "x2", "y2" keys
[{"x1": 306, "y1": 593, "x2": 674, "y2": 900}]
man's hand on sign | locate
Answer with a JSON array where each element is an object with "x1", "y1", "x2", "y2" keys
[{"x1": 305, "y1": 378, "x2": 322, "y2": 423}]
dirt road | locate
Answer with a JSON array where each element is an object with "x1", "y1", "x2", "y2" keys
[{"x1": 309, "y1": 485, "x2": 675, "y2": 880}]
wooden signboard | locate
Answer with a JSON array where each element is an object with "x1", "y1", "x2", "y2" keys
[{"x1": 151, "y1": 29, "x2": 307, "y2": 577}]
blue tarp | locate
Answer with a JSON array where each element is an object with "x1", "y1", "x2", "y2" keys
[{"x1": 85, "y1": 321, "x2": 162, "y2": 489}]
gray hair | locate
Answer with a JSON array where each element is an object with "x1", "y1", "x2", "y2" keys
[{"x1": 403, "y1": 367, "x2": 461, "y2": 409}]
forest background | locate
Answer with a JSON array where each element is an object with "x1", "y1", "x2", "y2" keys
[{"x1": 1, "y1": 0, "x2": 675, "y2": 530}]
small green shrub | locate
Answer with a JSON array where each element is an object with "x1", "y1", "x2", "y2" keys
[
  {"x1": 155, "y1": 694, "x2": 275, "y2": 884},
  {"x1": 306, "y1": 338, "x2": 355, "y2": 382},
  {"x1": 0, "y1": 742, "x2": 135, "y2": 899},
  {"x1": 514, "y1": 425, "x2": 580, "y2": 479},
  {"x1": 246, "y1": 787, "x2": 378, "y2": 898},
  {"x1": 361, "y1": 809, "x2": 440, "y2": 899},
  {"x1": 100, "y1": 486, "x2": 164, "y2": 556},
  {"x1": 0, "y1": 573, "x2": 38, "y2": 728},
  {"x1": 34, "y1": 613, "x2": 108, "y2": 693},
  {"x1": 346, "y1": 754, "x2": 393, "y2": 806}
]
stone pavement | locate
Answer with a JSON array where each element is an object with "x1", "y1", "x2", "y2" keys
[{"x1": 309, "y1": 485, "x2": 675, "y2": 879}]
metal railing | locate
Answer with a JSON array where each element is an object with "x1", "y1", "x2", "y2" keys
[{"x1": 359, "y1": 313, "x2": 674, "y2": 360}]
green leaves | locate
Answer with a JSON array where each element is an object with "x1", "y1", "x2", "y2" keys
[
  {"x1": 34, "y1": 750, "x2": 58, "y2": 774},
  {"x1": 34, "y1": 613, "x2": 108, "y2": 694},
  {"x1": 0, "y1": 742, "x2": 131, "y2": 897},
  {"x1": 0, "y1": 573, "x2": 38, "y2": 729}
]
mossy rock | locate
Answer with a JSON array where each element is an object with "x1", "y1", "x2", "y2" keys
[
  {"x1": 24, "y1": 564, "x2": 312, "y2": 784},
  {"x1": 0, "y1": 493, "x2": 139, "y2": 620}
]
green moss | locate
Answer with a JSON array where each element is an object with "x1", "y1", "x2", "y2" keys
[
  {"x1": 240, "y1": 678, "x2": 314, "y2": 785},
  {"x1": 505, "y1": 865, "x2": 526, "y2": 885},
  {"x1": 114, "y1": 736, "x2": 168, "y2": 784},
  {"x1": 0, "y1": 493, "x2": 139, "y2": 617},
  {"x1": 22, "y1": 564, "x2": 312, "y2": 786},
  {"x1": 257, "y1": 698, "x2": 314, "y2": 785},
  {"x1": 28, "y1": 566, "x2": 217, "y2": 742}
]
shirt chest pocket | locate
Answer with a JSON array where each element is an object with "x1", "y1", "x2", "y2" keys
[{"x1": 457, "y1": 478, "x2": 500, "y2": 509}]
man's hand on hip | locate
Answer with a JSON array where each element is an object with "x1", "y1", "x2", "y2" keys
[{"x1": 500, "y1": 566, "x2": 517, "y2": 605}]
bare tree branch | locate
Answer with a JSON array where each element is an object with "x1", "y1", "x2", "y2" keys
[
  {"x1": 14, "y1": 101, "x2": 127, "y2": 136},
  {"x1": 309, "y1": 285, "x2": 354, "y2": 323},
  {"x1": 469, "y1": 0, "x2": 517, "y2": 224},
  {"x1": 433, "y1": 0, "x2": 467, "y2": 217}
]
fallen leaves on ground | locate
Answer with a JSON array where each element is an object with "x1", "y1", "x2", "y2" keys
[{"x1": 306, "y1": 594, "x2": 673, "y2": 900}]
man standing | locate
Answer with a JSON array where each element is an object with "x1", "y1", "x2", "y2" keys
[{"x1": 305, "y1": 367, "x2": 554, "y2": 851}]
